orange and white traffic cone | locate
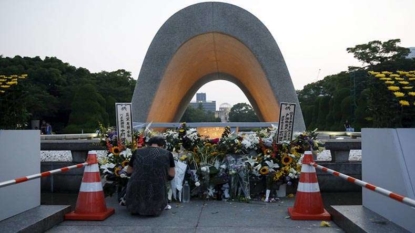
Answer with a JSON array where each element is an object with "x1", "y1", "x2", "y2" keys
[
  {"x1": 65, "y1": 151, "x2": 115, "y2": 221},
  {"x1": 288, "y1": 151, "x2": 331, "y2": 220}
]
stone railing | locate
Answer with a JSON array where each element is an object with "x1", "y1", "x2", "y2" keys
[{"x1": 40, "y1": 138, "x2": 363, "y2": 193}]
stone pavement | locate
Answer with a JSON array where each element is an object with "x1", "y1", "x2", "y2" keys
[{"x1": 45, "y1": 195, "x2": 344, "y2": 233}]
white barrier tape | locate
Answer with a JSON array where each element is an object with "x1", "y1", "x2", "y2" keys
[
  {"x1": 310, "y1": 162, "x2": 415, "y2": 208},
  {"x1": 0, "y1": 162, "x2": 90, "y2": 188}
]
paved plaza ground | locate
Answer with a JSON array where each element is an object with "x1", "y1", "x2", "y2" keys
[{"x1": 39, "y1": 192, "x2": 362, "y2": 233}]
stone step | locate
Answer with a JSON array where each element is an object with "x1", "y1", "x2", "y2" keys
[
  {"x1": 0, "y1": 205, "x2": 71, "y2": 233},
  {"x1": 330, "y1": 205, "x2": 410, "y2": 233}
]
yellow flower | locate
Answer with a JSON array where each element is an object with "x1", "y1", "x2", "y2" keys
[
  {"x1": 114, "y1": 167, "x2": 122, "y2": 177},
  {"x1": 393, "y1": 92, "x2": 405, "y2": 98},
  {"x1": 381, "y1": 71, "x2": 392, "y2": 75},
  {"x1": 273, "y1": 170, "x2": 284, "y2": 181},
  {"x1": 122, "y1": 160, "x2": 129, "y2": 167},
  {"x1": 390, "y1": 74, "x2": 399, "y2": 77},
  {"x1": 380, "y1": 78, "x2": 391, "y2": 81},
  {"x1": 384, "y1": 81, "x2": 394, "y2": 85},
  {"x1": 281, "y1": 155, "x2": 293, "y2": 166},
  {"x1": 402, "y1": 86, "x2": 413, "y2": 90},
  {"x1": 179, "y1": 155, "x2": 187, "y2": 161},
  {"x1": 296, "y1": 163, "x2": 302, "y2": 172},
  {"x1": 395, "y1": 77, "x2": 404, "y2": 81},
  {"x1": 1, "y1": 85, "x2": 10, "y2": 88},
  {"x1": 408, "y1": 92, "x2": 415, "y2": 96},
  {"x1": 388, "y1": 86, "x2": 399, "y2": 91},
  {"x1": 111, "y1": 146, "x2": 121, "y2": 156},
  {"x1": 399, "y1": 81, "x2": 409, "y2": 85},
  {"x1": 409, "y1": 78, "x2": 415, "y2": 81},
  {"x1": 399, "y1": 100, "x2": 409, "y2": 106},
  {"x1": 259, "y1": 166, "x2": 269, "y2": 175}
]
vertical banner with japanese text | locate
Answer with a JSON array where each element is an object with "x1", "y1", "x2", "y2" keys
[
  {"x1": 276, "y1": 102, "x2": 296, "y2": 143},
  {"x1": 115, "y1": 103, "x2": 133, "y2": 145}
]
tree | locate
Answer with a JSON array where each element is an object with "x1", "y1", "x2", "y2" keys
[
  {"x1": 346, "y1": 39, "x2": 410, "y2": 66},
  {"x1": 180, "y1": 104, "x2": 220, "y2": 122},
  {"x1": 228, "y1": 103, "x2": 259, "y2": 122},
  {"x1": 65, "y1": 84, "x2": 108, "y2": 133}
]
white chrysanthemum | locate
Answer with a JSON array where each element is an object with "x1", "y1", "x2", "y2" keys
[{"x1": 241, "y1": 139, "x2": 251, "y2": 148}]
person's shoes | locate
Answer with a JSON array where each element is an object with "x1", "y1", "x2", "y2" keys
[
  {"x1": 119, "y1": 197, "x2": 126, "y2": 206},
  {"x1": 164, "y1": 204, "x2": 171, "y2": 210}
]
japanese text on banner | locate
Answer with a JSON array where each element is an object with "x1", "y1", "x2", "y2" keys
[
  {"x1": 116, "y1": 103, "x2": 133, "y2": 144},
  {"x1": 276, "y1": 103, "x2": 296, "y2": 143}
]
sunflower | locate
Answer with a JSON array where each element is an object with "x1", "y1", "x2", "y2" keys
[
  {"x1": 121, "y1": 160, "x2": 129, "y2": 167},
  {"x1": 259, "y1": 166, "x2": 270, "y2": 175},
  {"x1": 273, "y1": 170, "x2": 284, "y2": 181},
  {"x1": 114, "y1": 167, "x2": 122, "y2": 177},
  {"x1": 281, "y1": 155, "x2": 293, "y2": 166},
  {"x1": 111, "y1": 146, "x2": 121, "y2": 156}
]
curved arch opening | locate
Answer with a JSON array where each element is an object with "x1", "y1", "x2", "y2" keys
[{"x1": 147, "y1": 32, "x2": 281, "y2": 122}]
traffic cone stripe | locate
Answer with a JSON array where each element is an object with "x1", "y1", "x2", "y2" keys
[
  {"x1": 80, "y1": 182, "x2": 103, "y2": 192},
  {"x1": 301, "y1": 164, "x2": 316, "y2": 173},
  {"x1": 82, "y1": 171, "x2": 102, "y2": 182},
  {"x1": 299, "y1": 172, "x2": 318, "y2": 183},
  {"x1": 84, "y1": 164, "x2": 100, "y2": 173},
  {"x1": 297, "y1": 182, "x2": 320, "y2": 192}
]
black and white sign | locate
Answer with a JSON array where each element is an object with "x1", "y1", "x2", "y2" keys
[
  {"x1": 276, "y1": 102, "x2": 296, "y2": 143},
  {"x1": 115, "y1": 103, "x2": 133, "y2": 144}
]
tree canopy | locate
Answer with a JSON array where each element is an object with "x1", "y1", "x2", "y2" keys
[
  {"x1": 0, "y1": 56, "x2": 136, "y2": 132},
  {"x1": 228, "y1": 103, "x2": 259, "y2": 122}
]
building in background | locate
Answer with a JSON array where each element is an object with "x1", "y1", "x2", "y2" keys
[
  {"x1": 189, "y1": 93, "x2": 216, "y2": 113},
  {"x1": 216, "y1": 103, "x2": 231, "y2": 122}
]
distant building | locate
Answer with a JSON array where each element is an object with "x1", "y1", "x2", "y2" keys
[
  {"x1": 216, "y1": 103, "x2": 231, "y2": 122},
  {"x1": 407, "y1": 47, "x2": 415, "y2": 59},
  {"x1": 189, "y1": 92, "x2": 216, "y2": 113}
]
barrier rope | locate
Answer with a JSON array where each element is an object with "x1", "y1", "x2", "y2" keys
[
  {"x1": 309, "y1": 162, "x2": 415, "y2": 208},
  {"x1": 0, "y1": 161, "x2": 91, "y2": 188}
]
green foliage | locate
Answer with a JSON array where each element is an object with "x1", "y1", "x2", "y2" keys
[
  {"x1": 180, "y1": 105, "x2": 220, "y2": 122},
  {"x1": 299, "y1": 38, "x2": 415, "y2": 130},
  {"x1": 228, "y1": 103, "x2": 259, "y2": 122},
  {"x1": 0, "y1": 56, "x2": 135, "y2": 132},
  {"x1": 65, "y1": 84, "x2": 108, "y2": 133},
  {"x1": 346, "y1": 39, "x2": 410, "y2": 66}
]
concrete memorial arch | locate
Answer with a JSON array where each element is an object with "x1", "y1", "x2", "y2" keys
[{"x1": 132, "y1": 2, "x2": 306, "y2": 132}]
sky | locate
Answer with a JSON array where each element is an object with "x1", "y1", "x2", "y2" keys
[{"x1": 1, "y1": 0, "x2": 415, "y2": 110}]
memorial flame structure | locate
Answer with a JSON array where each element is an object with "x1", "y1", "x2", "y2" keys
[{"x1": 132, "y1": 2, "x2": 305, "y2": 132}]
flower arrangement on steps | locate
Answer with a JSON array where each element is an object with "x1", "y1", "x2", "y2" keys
[{"x1": 98, "y1": 122, "x2": 323, "y2": 202}]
